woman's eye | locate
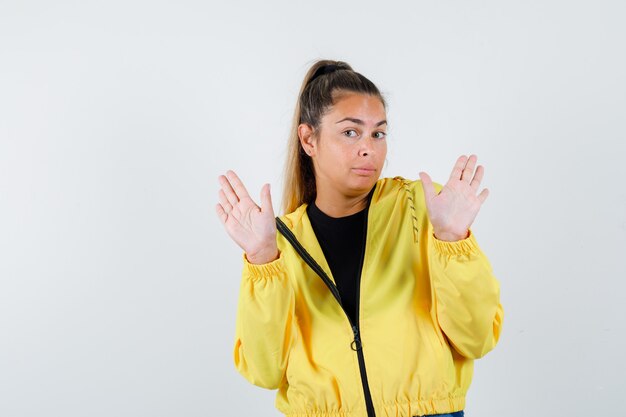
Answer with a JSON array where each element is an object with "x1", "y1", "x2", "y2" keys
[
  {"x1": 374, "y1": 131, "x2": 387, "y2": 139},
  {"x1": 343, "y1": 130, "x2": 358, "y2": 138}
]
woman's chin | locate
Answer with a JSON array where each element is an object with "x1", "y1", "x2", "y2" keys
[{"x1": 348, "y1": 173, "x2": 379, "y2": 191}]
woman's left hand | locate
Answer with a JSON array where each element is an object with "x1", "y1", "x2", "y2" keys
[{"x1": 419, "y1": 154, "x2": 489, "y2": 242}]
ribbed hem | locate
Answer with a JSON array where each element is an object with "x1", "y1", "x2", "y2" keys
[
  {"x1": 432, "y1": 230, "x2": 479, "y2": 255},
  {"x1": 242, "y1": 251, "x2": 286, "y2": 280},
  {"x1": 280, "y1": 395, "x2": 465, "y2": 417},
  {"x1": 284, "y1": 411, "x2": 352, "y2": 417},
  {"x1": 381, "y1": 395, "x2": 466, "y2": 417}
]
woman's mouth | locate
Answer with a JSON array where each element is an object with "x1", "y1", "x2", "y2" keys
[{"x1": 352, "y1": 167, "x2": 376, "y2": 175}]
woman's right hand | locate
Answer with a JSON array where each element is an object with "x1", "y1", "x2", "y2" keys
[{"x1": 216, "y1": 170, "x2": 279, "y2": 265}]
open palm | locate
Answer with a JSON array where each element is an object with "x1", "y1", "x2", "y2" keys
[
  {"x1": 419, "y1": 155, "x2": 489, "y2": 242},
  {"x1": 216, "y1": 170, "x2": 278, "y2": 263}
]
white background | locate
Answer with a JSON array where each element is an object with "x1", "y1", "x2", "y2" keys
[{"x1": 1, "y1": 1, "x2": 625, "y2": 416}]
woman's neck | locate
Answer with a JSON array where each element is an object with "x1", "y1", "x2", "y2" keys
[{"x1": 313, "y1": 187, "x2": 371, "y2": 218}]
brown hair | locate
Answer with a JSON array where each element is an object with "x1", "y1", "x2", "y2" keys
[{"x1": 281, "y1": 59, "x2": 387, "y2": 214}]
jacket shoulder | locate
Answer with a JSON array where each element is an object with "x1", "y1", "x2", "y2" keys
[
  {"x1": 277, "y1": 204, "x2": 307, "y2": 230},
  {"x1": 387, "y1": 175, "x2": 443, "y2": 198}
]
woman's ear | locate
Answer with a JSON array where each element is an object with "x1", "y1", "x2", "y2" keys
[{"x1": 298, "y1": 123, "x2": 316, "y2": 156}]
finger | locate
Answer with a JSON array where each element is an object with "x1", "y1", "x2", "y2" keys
[
  {"x1": 461, "y1": 154, "x2": 477, "y2": 182},
  {"x1": 225, "y1": 170, "x2": 252, "y2": 200},
  {"x1": 218, "y1": 189, "x2": 233, "y2": 213},
  {"x1": 477, "y1": 188, "x2": 489, "y2": 204},
  {"x1": 448, "y1": 155, "x2": 468, "y2": 182},
  {"x1": 470, "y1": 165, "x2": 485, "y2": 191},
  {"x1": 260, "y1": 183, "x2": 275, "y2": 215},
  {"x1": 215, "y1": 203, "x2": 228, "y2": 224},
  {"x1": 218, "y1": 174, "x2": 240, "y2": 206},
  {"x1": 419, "y1": 172, "x2": 437, "y2": 201}
]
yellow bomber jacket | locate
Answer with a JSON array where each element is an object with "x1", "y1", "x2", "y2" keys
[{"x1": 233, "y1": 176, "x2": 504, "y2": 417}]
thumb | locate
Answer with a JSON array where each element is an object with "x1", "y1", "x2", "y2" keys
[
  {"x1": 260, "y1": 183, "x2": 274, "y2": 215},
  {"x1": 419, "y1": 172, "x2": 436, "y2": 202}
]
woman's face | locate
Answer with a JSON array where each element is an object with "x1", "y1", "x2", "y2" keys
[{"x1": 299, "y1": 92, "x2": 388, "y2": 198}]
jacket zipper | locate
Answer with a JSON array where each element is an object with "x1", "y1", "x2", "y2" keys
[
  {"x1": 275, "y1": 185, "x2": 378, "y2": 417},
  {"x1": 351, "y1": 188, "x2": 377, "y2": 417}
]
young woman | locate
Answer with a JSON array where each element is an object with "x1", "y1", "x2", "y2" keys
[{"x1": 216, "y1": 60, "x2": 504, "y2": 417}]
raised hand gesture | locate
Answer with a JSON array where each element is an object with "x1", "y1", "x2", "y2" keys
[
  {"x1": 418, "y1": 154, "x2": 489, "y2": 242},
  {"x1": 216, "y1": 170, "x2": 279, "y2": 264}
]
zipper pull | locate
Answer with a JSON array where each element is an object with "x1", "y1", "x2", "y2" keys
[{"x1": 351, "y1": 325, "x2": 362, "y2": 351}]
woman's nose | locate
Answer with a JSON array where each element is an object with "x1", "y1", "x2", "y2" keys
[{"x1": 359, "y1": 135, "x2": 375, "y2": 156}]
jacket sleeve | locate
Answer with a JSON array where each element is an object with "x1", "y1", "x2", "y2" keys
[
  {"x1": 427, "y1": 228, "x2": 504, "y2": 359},
  {"x1": 232, "y1": 250, "x2": 297, "y2": 389}
]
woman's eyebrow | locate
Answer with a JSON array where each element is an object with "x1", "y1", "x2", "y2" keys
[{"x1": 336, "y1": 117, "x2": 387, "y2": 127}]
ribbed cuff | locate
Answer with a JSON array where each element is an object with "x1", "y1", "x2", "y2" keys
[
  {"x1": 242, "y1": 251, "x2": 286, "y2": 280},
  {"x1": 432, "y1": 229, "x2": 480, "y2": 255}
]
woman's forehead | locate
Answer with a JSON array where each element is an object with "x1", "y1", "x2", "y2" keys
[{"x1": 326, "y1": 93, "x2": 386, "y2": 121}]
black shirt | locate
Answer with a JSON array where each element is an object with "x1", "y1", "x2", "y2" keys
[{"x1": 306, "y1": 199, "x2": 369, "y2": 326}]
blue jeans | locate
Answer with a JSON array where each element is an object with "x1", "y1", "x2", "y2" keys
[{"x1": 421, "y1": 412, "x2": 464, "y2": 417}]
